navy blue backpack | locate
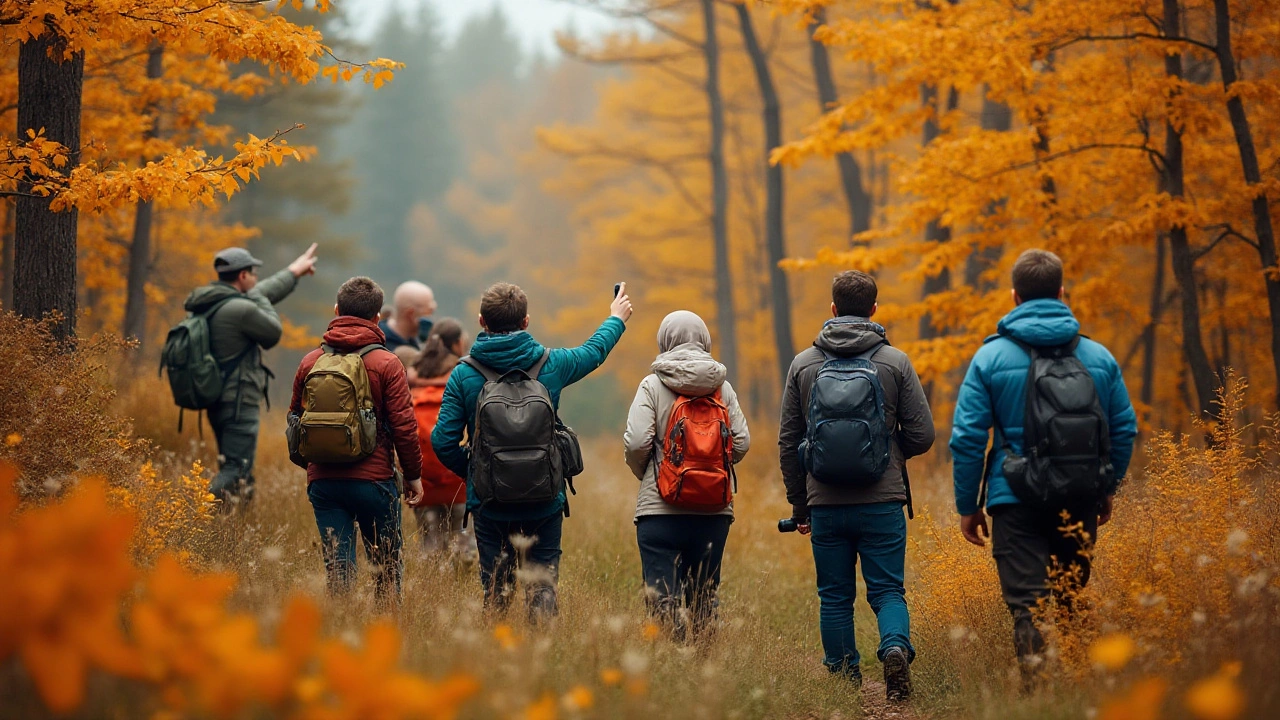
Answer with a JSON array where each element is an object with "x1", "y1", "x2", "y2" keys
[{"x1": 799, "y1": 344, "x2": 891, "y2": 486}]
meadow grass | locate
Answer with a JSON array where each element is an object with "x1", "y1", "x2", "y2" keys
[
  {"x1": 189, "y1": 424, "x2": 1110, "y2": 720},
  {"x1": 4, "y1": 351, "x2": 1277, "y2": 719}
]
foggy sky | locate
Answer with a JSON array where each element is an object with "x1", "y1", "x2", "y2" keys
[{"x1": 345, "y1": 0, "x2": 624, "y2": 57}]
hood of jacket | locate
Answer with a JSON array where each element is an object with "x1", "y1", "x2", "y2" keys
[
  {"x1": 183, "y1": 281, "x2": 242, "y2": 314},
  {"x1": 993, "y1": 298, "x2": 1080, "y2": 346},
  {"x1": 468, "y1": 330, "x2": 547, "y2": 373},
  {"x1": 813, "y1": 316, "x2": 887, "y2": 357},
  {"x1": 321, "y1": 316, "x2": 387, "y2": 352},
  {"x1": 650, "y1": 343, "x2": 726, "y2": 397}
]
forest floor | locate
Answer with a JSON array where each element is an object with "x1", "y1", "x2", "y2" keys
[{"x1": 191, "y1": 428, "x2": 1086, "y2": 720}]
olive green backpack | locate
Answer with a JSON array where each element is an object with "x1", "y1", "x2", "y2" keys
[{"x1": 288, "y1": 344, "x2": 384, "y2": 464}]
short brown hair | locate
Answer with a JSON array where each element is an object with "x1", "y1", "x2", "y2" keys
[
  {"x1": 1012, "y1": 249, "x2": 1063, "y2": 301},
  {"x1": 832, "y1": 270, "x2": 877, "y2": 317},
  {"x1": 480, "y1": 282, "x2": 528, "y2": 333},
  {"x1": 336, "y1": 276, "x2": 384, "y2": 320}
]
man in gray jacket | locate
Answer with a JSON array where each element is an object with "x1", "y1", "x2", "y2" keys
[
  {"x1": 183, "y1": 244, "x2": 318, "y2": 509},
  {"x1": 778, "y1": 270, "x2": 935, "y2": 701}
]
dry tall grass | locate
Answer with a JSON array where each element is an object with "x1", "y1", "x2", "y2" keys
[{"x1": 2, "y1": 315, "x2": 1277, "y2": 719}]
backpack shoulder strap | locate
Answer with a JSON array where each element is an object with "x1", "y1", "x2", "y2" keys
[
  {"x1": 460, "y1": 355, "x2": 500, "y2": 383},
  {"x1": 527, "y1": 349, "x2": 551, "y2": 379},
  {"x1": 357, "y1": 343, "x2": 387, "y2": 357},
  {"x1": 855, "y1": 340, "x2": 886, "y2": 362}
]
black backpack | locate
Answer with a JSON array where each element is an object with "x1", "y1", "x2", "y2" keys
[
  {"x1": 462, "y1": 350, "x2": 566, "y2": 506},
  {"x1": 798, "y1": 343, "x2": 892, "y2": 486},
  {"x1": 995, "y1": 335, "x2": 1113, "y2": 510}
]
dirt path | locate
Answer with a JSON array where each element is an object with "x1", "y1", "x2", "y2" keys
[{"x1": 857, "y1": 680, "x2": 923, "y2": 720}]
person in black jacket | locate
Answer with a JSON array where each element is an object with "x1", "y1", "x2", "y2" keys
[{"x1": 778, "y1": 270, "x2": 935, "y2": 701}]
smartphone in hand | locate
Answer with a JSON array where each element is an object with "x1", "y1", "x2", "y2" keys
[{"x1": 613, "y1": 283, "x2": 622, "y2": 298}]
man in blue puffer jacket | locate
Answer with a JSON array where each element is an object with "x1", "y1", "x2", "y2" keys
[
  {"x1": 951, "y1": 249, "x2": 1137, "y2": 680},
  {"x1": 432, "y1": 281, "x2": 632, "y2": 618}
]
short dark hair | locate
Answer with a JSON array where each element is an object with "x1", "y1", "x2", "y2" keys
[
  {"x1": 832, "y1": 270, "x2": 877, "y2": 317},
  {"x1": 480, "y1": 282, "x2": 528, "y2": 333},
  {"x1": 218, "y1": 269, "x2": 244, "y2": 283},
  {"x1": 1012, "y1": 249, "x2": 1063, "y2": 301},
  {"x1": 336, "y1": 276, "x2": 384, "y2": 320}
]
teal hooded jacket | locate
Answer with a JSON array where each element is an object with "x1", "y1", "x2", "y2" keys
[
  {"x1": 950, "y1": 299, "x2": 1138, "y2": 516},
  {"x1": 431, "y1": 317, "x2": 626, "y2": 521}
]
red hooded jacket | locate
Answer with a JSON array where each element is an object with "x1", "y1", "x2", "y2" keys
[{"x1": 290, "y1": 316, "x2": 423, "y2": 483}]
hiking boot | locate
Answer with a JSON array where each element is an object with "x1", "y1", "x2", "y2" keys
[{"x1": 883, "y1": 646, "x2": 912, "y2": 702}]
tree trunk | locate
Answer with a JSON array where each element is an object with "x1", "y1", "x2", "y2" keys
[
  {"x1": 735, "y1": 4, "x2": 793, "y2": 384},
  {"x1": 15, "y1": 28, "x2": 84, "y2": 342},
  {"x1": 918, "y1": 84, "x2": 958, "y2": 341},
  {"x1": 0, "y1": 202, "x2": 13, "y2": 309},
  {"x1": 807, "y1": 7, "x2": 872, "y2": 243},
  {"x1": 1166, "y1": 0, "x2": 1219, "y2": 419},
  {"x1": 700, "y1": 0, "x2": 737, "y2": 379},
  {"x1": 1140, "y1": 235, "x2": 1166, "y2": 407},
  {"x1": 123, "y1": 45, "x2": 164, "y2": 346},
  {"x1": 1213, "y1": 0, "x2": 1280, "y2": 408},
  {"x1": 965, "y1": 87, "x2": 1013, "y2": 290}
]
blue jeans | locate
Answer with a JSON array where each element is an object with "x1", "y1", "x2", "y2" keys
[
  {"x1": 473, "y1": 511, "x2": 563, "y2": 621},
  {"x1": 810, "y1": 502, "x2": 914, "y2": 675},
  {"x1": 308, "y1": 479, "x2": 403, "y2": 603}
]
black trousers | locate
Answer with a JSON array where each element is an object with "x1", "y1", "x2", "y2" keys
[
  {"x1": 636, "y1": 514, "x2": 732, "y2": 638},
  {"x1": 990, "y1": 503, "x2": 1098, "y2": 660},
  {"x1": 473, "y1": 512, "x2": 563, "y2": 622}
]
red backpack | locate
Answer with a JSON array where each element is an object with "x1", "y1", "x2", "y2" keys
[
  {"x1": 411, "y1": 385, "x2": 466, "y2": 506},
  {"x1": 656, "y1": 390, "x2": 736, "y2": 511}
]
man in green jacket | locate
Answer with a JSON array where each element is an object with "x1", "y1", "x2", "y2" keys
[{"x1": 184, "y1": 244, "x2": 318, "y2": 510}]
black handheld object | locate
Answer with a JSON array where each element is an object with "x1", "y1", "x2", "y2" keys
[
  {"x1": 778, "y1": 518, "x2": 798, "y2": 533},
  {"x1": 613, "y1": 282, "x2": 622, "y2": 298}
]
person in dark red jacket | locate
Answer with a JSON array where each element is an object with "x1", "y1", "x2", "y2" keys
[{"x1": 289, "y1": 276, "x2": 424, "y2": 604}]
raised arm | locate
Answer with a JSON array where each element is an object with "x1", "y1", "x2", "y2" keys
[
  {"x1": 553, "y1": 316, "x2": 627, "y2": 387},
  {"x1": 254, "y1": 268, "x2": 300, "y2": 306}
]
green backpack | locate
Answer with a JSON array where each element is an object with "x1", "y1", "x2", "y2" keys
[
  {"x1": 160, "y1": 297, "x2": 242, "y2": 411},
  {"x1": 288, "y1": 344, "x2": 383, "y2": 464}
]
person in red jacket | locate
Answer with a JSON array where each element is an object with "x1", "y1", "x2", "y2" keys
[
  {"x1": 289, "y1": 276, "x2": 424, "y2": 604},
  {"x1": 407, "y1": 318, "x2": 473, "y2": 558}
]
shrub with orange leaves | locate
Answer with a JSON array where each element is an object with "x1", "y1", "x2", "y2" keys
[
  {"x1": 912, "y1": 375, "x2": 1280, "y2": 711},
  {"x1": 0, "y1": 468, "x2": 142, "y2": 713},
  {"x1": 0, "y1": 461, "x2": 481, "y2": 718},
  {"x1": 110, "y1": 460, "x2": 216, "y2": 562},
  {"x1": 0, "y1": 313, "x2": 148, "y2": 500}
]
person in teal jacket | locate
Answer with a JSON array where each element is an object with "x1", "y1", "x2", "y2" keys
[
  {"x1": 432, "y1": 281, "x2": 633, "y2": 618},
  {"x1": 950, "y1": 249, "x2": 1137, "y2": 683}
]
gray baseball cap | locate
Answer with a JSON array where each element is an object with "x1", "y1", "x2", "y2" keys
[{"x1": 213, "y1": 247, "x2": 263, "y2": 274}]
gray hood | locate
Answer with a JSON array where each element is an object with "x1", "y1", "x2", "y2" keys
[
  {"x1": 814, "y1": 316, "x2": 887, "y2": 357},
  {"x1": 650, "y1": 343, "x2": 726, "y2": 397}
]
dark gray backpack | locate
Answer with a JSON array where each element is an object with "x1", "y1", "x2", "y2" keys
[
  {"x1": 461, "y1": 350, "x2": 565, "y2": 506},
  {"x1": 997, "y1": 335, "x2": 1113, "y2": 509},
  {"x1": 799, "y1": 343, "x2": 891, "y2": 486}
]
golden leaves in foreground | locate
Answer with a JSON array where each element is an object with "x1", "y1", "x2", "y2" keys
[
  {"x1": 1089, "y1": 633, "x2": 1137, "y2": 671},
  {"x1": 0, "y1": 462, "x2": 480, "y2": 718},
  {"x1": 1099, "y1": 678, "x2": 1168, "y2": 720},
  {"x1": 1185, "y1": 663, "x2": 1246, "y2": 720}
]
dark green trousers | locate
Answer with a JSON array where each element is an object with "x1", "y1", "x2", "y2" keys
[{"x1": 207, "y1": 399, "x2": 259, "y2": 512}]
